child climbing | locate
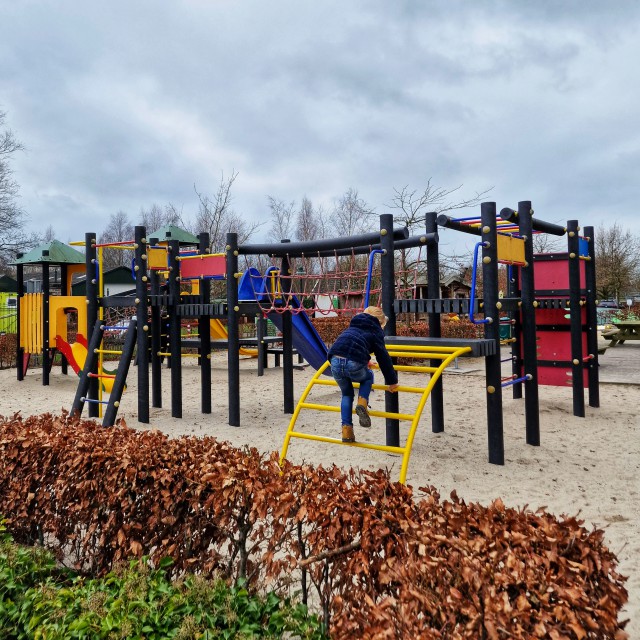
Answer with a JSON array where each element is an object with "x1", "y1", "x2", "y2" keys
[{"x1": 327, "y1": 306, "x2": 399, "y2": 443}]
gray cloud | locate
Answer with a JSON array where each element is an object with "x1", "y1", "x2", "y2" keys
[{"x1": 1, "y1": 0, "x2": 639, "y2": 251}]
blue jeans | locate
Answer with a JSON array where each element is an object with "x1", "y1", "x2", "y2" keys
[{"x1": 330, "y1": 356, "x2": 374, "y2": 426}]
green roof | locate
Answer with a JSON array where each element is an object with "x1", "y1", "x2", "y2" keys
[
  {"x1": 12, "y1": 240, "x2": 86, "y2": 266},
  {"x1": 147, "y1": 225, "x2": 199, "y2": 246}
]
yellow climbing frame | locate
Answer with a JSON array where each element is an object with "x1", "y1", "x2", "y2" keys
[{"x1": 279, "y1": 343, "x2": 472, "y2": 484}]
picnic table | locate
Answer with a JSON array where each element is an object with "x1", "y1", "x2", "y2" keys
[{"x1": 603, "y1": 321, "x2": 640, "y2": 347}]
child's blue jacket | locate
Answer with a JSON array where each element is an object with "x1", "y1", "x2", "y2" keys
[{"x1": 327, "y1": 313, "x2": 398, "y2": 385}]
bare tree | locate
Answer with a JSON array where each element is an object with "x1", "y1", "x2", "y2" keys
[
  {"x1": 295, "y1": 196, "x2": 321, "y2": 242},
  {"x1": 532, "y1": 232, "x2": 563, "y2": 254},
  {"x1": 138, "y1": 203, "x2": 181, "y2": 234},
  {"x1": 193, "y1": 171, "x2": 263, "y2": 251},
  {"x1": 595, "y1": 222, "x2": 640, "y2": 301},
  {"x1": 98, "y1": 210, "x2": 135, "y2": 269},
  {"x1": 43, "y1": 225, "x2": 56, "y2": 242},
  {"x1": 330, "y1": 188, "x2": 376, "y2": 237},
  {"x1": 266, "y1": 196, "x2": 296, "y2": 242},
  {"x1": 387, "y1": 179, "x2": 494, "y2": 233},
  {"x1": 386, "y1": 179, "x2": 493, "y2": 298},
  {"x1": 0, "y1": 111, "x2": 33, "y2": 269}
]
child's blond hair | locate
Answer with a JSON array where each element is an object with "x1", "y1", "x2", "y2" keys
[{"x1": 363, "y1": 306, "x2": 388, "y2": 328}]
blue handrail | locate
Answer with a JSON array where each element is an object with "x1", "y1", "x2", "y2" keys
[
  {"x1": 364, "y1": 249, "x2": 384, "y2": 308},
  {"x1": 469, "y1": 241, "x2": 490, "y2": 325}
]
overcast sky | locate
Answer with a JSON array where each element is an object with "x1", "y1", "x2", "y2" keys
[{"x1": 2, "y1": 1, "x2": 640, "y2": 256}]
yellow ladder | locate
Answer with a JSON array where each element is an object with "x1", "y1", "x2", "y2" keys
[{"x1": 279, "y1": 343, "x2": 472, "y2": 484}]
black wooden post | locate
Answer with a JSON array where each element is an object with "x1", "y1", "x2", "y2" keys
[
  {"x1": 583, "y1": 225, "x2": 600, "y2": 408},
  {"x1": 380, "y1": 213, "x2": 399, "y2": 447},
  {"x1": 168, "y1": 239, "x2": 182, "y2": 419},
  {"x1": 85, "y1": 233, "x2": 99, "y2": 417},
  {"x1": 518, "y1": 201, "x2": 540, "y2": 445},
  {"x1": 16, "y1": 261, "x2": 24, "y2": 381},
  {"x1": 149, "y1": 237, "x2": 162, "y2": 408},
  {"x1": 567, "y1": 219, "x2": 585, "y2": 418},
  {"x1": 60, "y1": 264, "x2": 69, "y2": 376},
  {"x1": 227, "y1": 233, "x2": 240, "y2": 426},
  {"x1": 199, "y1": 232, "x2": 212, "y2": 414},
  {"x1": 426, "y1": 211, "x2": 444, "y2": 433},
  {"x1": 480, "y1": 202, "x2": 504, "y2": 465},
  {"x1": 281, "y1": 240, "x2": 294, "y2": 414},
  {"x1": 134, "y1": 226, "x2": 150, "y2": 423},
  {"x1": 257, "y1": 314, "x2": 266, "y2": 377},
  {"x1": 42, "y1": 261, "x2": 50, "y2": 386}
]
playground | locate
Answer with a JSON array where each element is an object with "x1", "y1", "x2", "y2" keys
[
  {"x1": 3, "y1": 204, "x2": 639, "y2": 633},
  {"x1": 0, "y1": 344, "x2": 638, "y2": 633}
]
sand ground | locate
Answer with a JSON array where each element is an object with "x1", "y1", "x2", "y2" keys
[{"x1": 1, "y1": 341, "x2": 638, "y2": 635}]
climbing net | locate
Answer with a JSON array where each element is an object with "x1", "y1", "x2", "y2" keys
[{"x1": 241, "y1": 247, "x2": 422, "y2": 316}]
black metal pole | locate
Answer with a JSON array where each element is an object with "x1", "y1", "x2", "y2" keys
[
  {"x1": 583, "y1": 225, "x2": 600, "y2": 408},
  {"x1": 168, "y1": 239, "x2": 182, "y2": 419},
  {"x1": 480, "y1": 202, "x2": 504, "y2": 465},
  {"x1": 85, "y1": 233, "x2": 99, "y2": 417},
  {"x1": 226, "y1": 233, "x2": 240, "y2": 426},
  {"x1": 380, "y1": 213, "x2": 399, "y2": 447},
  {"x1": 281, "y1": 240, "x2": 295, "y2": 414},
  {"x1": 134, "y1": 226, "x2": 150, "y2": 423},
  {"x1": 518, "y1": 201, "x2": 540, "y2": 445},
  {"x1": 426, "y1": 211, "x2": 444, "y2": 433},
  {"x1": 199, "y1": 232, "x2": 212, "y2": 414},
  {"x1": 567, "y1": 220, "x2": 585, "y2": 418},
  {"x1": 42, "y1": 262, "x2": 50, "y2": 386},
  {"x1": 149, "y1": 237, "x2": 162, "y2": 408}
]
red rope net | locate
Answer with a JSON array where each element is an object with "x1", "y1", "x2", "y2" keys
[{"x1": 240, "y1": 247, "x2": 422, "y2": 317}]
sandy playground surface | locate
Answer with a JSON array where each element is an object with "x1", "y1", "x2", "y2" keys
[{"x1": 1, "y1": 343, "x2": 638, "y2": 635}]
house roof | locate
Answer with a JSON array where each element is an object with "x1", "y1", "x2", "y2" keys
[
  {"x1": 0, "y1": 274, "x2": 18, "y2": 292},
  {"x1": 147, "y1": 225, "x2": 199, "y2": 246},
  {"x1": 12, "y1": 240, "x2": 85, "y2": 266}
]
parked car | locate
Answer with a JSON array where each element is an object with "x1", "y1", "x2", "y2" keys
[{"x1": 598, "y1": 299, "x2": 619, "y2": 309}]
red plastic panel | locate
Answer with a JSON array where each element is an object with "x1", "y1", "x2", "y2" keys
[
  {"x1": 533, "y1": 255, "x2": 585, "y2": 291},
  {"x1": 179, "y1": 254, "x2": 226, "y2": 279}
]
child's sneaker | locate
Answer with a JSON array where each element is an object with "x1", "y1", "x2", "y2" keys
[
  {"x1": 342, "y1": 425, "x2": 355, "y2": 443},
  {"x1": 355, "y1": 404, "x2": 371, "y2": 428}
]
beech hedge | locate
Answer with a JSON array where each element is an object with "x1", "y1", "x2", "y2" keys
[{"x1": 0, "y1": 413, "x2": 629, "y2": 639}]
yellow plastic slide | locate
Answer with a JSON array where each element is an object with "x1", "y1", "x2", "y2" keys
[{"x1": 210, "y1": 319, "x2": 257, "y2": 357}]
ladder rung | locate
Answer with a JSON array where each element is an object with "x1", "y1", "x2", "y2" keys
[
  {"x1": 288, "y1": 430, "x2": 407, "y2": 455},
  {"x1": 80, "y1": 397, "x2": 109, "y2": 404},
  {"x1": 311, "y1": 379, "x2": 426, "y2": 394},
  {"x1": 94, "y1": 349, "x2": 122, "y2": 355},
  {"x1": 299, "y1": 402, "x2": 415, "y2": 421}
]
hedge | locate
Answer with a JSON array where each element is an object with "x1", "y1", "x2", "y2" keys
[{"x1": 0, "y1": 413, "x2": 629, "y2": 638}]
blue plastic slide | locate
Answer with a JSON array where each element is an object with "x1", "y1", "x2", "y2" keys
[{"x1": 237, "y1": 268, "x2": 329, "y2": 371}]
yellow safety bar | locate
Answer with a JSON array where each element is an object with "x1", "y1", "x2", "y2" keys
[{"x1": 280, "y1": 343, "x2": 472, "y2": 484}]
